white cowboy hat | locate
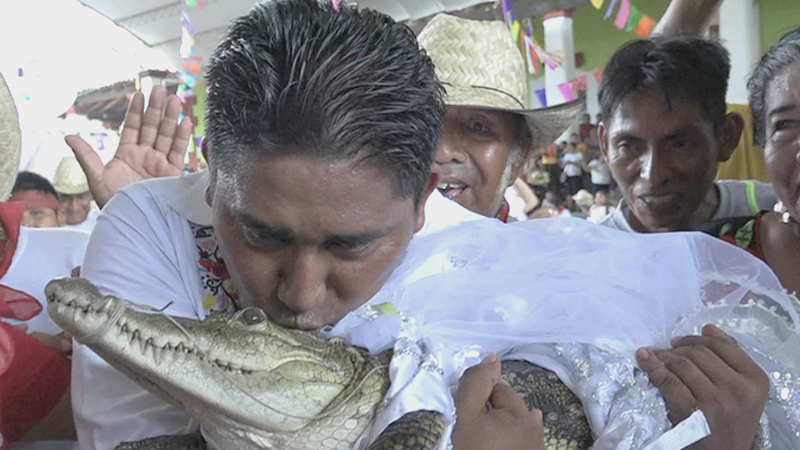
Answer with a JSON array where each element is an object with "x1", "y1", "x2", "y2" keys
[
  {"x1": 418, "y1": 14, "x2": 581, "y2": 151},
  {"x1": 0, "y1": 72, "x2": 21, "y2": 201},
  {"x1": 53, "y1": 156, "x2": 89, "y2": 195}
]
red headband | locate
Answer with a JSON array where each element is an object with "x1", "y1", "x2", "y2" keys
[{"x1": 8, "y1": 190, "x2": 60, "y2": 211}]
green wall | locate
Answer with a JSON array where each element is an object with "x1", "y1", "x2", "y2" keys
[
  {"x1": 564, "y1": 0, "x2": 800, "y2": 72},
  {"x1": 572, "y1": 0, "x2": 671, "y2": 71},
  {"x1": 760, "y1": 0, "x2": 800, "y2": 54}
]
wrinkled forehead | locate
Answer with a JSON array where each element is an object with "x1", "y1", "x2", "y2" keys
[{"x1": 215, "y1": 153, "x2": 418, "y2": 233}]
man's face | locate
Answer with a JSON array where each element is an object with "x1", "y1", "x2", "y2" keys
[
  {"x1": 600, "y1": 89, "x2": 723, "y2": 232},
  {"x1": 581, "y1": 114, "x2": 591, "y2": 125},
  {"x1": 434, "y1": 106, "x2": 528, "y2": 217},
  {"x1": 210, "y1": 154, "x2": 430, "y2": 331},
  {"x1": 59, "y1": 192, "x2": 92, "y2": 225}
]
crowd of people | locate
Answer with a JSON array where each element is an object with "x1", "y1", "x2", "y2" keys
[{"x1": 2, "y1": 0, "x2": 800, "y2": 449}]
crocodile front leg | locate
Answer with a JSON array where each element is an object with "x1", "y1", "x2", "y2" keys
[
  {"x1": 367, "y1": 410, "x2": 447, "y2": 450},
  {"x1": 115, "y1": 433, "x2": 206, "y2": 450}
]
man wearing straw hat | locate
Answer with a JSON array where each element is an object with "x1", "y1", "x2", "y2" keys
[
  {"x1": 52, "y1": 156, "x2": 99, "y2": 233},
  {"x1": 417, "y1": 14, "x2": 581, "y2": 221},
  {"x1": 0, "y1": 71, "x2": 85, "y2": 448}
]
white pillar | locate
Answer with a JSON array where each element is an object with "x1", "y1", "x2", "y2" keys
[
  {"x1": 543, "y1": 10, "x2": 576, "y2": 107},
  {"x1": 719, "y1": 0, "x2": 760, "y2": 104}
]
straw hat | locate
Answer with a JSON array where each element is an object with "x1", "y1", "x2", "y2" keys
[
  {"x1": 418, "y1": 14, "x2": 581, "y2": 151},
  {"x1": 0, "y1": 72, "x2": 21, "y2": 202},
  {"x1": 52, "y1": 156, "x2": 89, "y2": 195},
  {"x1": 572, "y1": 189, "x2": 595, "y2": 208}
]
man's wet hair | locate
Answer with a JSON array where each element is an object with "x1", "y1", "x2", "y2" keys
[
  {"x1": 205, "y1": 0, "x2": 444, "y2": 204},
  {"x1": 12, "y1": 171, "x2": 58, "y2": 199},
  {"x1": 599, "y1": 35, "x2": 730, "y2": 134},
  {"x1": 748, "y1": 26, "x2": 800, "y2": 146}
]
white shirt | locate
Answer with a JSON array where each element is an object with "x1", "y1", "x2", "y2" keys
[
  {"x1": 587, "y1": 159, "x2": 612, "y2": 185},
  {"x1": 2, "y1": 226, "x2": 88, "y2": 334},
  {"x1": 73, "y1": 171, "x2": 482, "y2": 450},
  {"x1": 562, "y1": 152, "x2": 583, "y2": 177},
  {"x1": 66, "y1": 208, "x2": 99, "y2": 234},
  {"x1": 598, "y1": 180, "x2": 777, "y2": 232}
]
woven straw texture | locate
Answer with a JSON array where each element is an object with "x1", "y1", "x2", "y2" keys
[
  {"x1": 418, "y1": 14, "x2": 581, "y2": 150},
  {"x1": 0, "y1": 72, "x2": 20, "y2": 202},
  {"x1": 53, "y1": 156, "x2": 89, "y2": 195}
]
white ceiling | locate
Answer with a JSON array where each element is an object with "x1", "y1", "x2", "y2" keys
[{"x1": 78, "y1": 0, "x2": 493, "y2": 77}]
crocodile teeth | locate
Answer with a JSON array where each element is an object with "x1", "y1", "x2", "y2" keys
[{"x1": 152, "y1": 345, "x2": 163, "y2": 366}]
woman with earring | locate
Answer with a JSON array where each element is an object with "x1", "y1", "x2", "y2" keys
[{"x1": 741, "y1": 26, "x2": 800, "y2": 295}]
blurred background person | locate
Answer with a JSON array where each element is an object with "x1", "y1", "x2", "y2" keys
[
  {"x1": 52, "y1": 157, "x2": 98, "y2": 233},
  {"x1": 9, "y1": 172, "x2": 64, "y2": 228}
]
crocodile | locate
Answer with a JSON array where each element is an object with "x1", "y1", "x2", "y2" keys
[{"x1": 46, "y1": 278, "x2": 592, "y2": 450}]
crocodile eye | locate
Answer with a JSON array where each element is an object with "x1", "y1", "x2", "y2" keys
[{"x1": 239, "y1": 307, "x2": 267, "y2": 326}]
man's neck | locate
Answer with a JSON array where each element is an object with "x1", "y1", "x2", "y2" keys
[{"x1": 627, "y1": 184, "x2": 720, "y2": 233}]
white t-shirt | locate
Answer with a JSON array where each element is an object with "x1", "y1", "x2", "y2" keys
[
  {"x1": 562, "y1": 152, "x2": 583, "y2": 177},
  {"x1": 1, "y1": 226, "x2": 88, "y2": 334},
  {"x1": 72, "y1": 171, "x2": 483, "y2": 450},
  {"x1": 598, "y1": 180, "x2": 777, "y2": 232},
  {"x1": 587, "y1": 159, "x2": 612, "y2": 185}
]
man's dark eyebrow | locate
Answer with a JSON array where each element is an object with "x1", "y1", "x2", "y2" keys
[
  {"x1": 323, "y1": 228, "x2": 391, "y2": 246},
  {"x1": 234, "y1": 212, "x2": 290, "y2": 238},
  {"x1": 233, "y1": 209, "x2": 391, "y2": 245},
  {"x1": 662, "y1": 125, "x2": 703, "y2": 141},
  {"x1": 609, "y1": 131, "x2": 645, "y2": 143},
  {"x1": 768, "y1": 104, "x2": 797, "y2": 118}
]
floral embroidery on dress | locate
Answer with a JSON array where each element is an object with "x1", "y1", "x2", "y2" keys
[
  {"x1": 701, "y1": 213, "x2": 765, "y2": 261},
  {"x1": 190, "y1": 222, "x2": 239, "y2": 314}
]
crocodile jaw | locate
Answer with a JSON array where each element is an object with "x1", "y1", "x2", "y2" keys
[{"x1": 45, "y1": 278, "x2": 375, "y2": 435}]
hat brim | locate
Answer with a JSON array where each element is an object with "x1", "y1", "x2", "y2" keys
[
  {"x1": 443, "y1": 83, "x2": 582, "y2": 151},
  {"x1": 54, "y1": 184, "x2": 90, "y2": 196},
  {"x1": 0, "y1": 73, "x2": 21, "y2": 201}
]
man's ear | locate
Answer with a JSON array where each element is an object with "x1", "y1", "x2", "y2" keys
[
  {"x1": 599, "y1": 123, "x2": 610, "y2": 160},
  {"x1": 414, "y1": 172, "x2": 439, "y2": 233},
  {"x1": 719, "y1": 112, "x2": 745, "y2": 163},
  {"x1": 509, "y1": 139, "x2": 533, "y2": 186}
]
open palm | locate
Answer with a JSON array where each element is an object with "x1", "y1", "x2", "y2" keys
[{"x1": 65, "y1": 86, "x2": 193, "y2": 208}]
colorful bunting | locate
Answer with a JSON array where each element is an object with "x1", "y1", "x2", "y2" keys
[
  {"x1": 501, "y1": 0, "x2": 514, "y2": 27},
  {"x1": 535, "y1": 88, "x2": 547, "y2": 108},
  {"x1": 604, "y1": 0, "x2": 656, "y2": 38},
  {"x1": 332, "y1": 0, "x2": 340, "y2": 11},
  {"x1": 569, "y1": 75, "x2": 588, "y2": 94},
  {"x1": 634, "y1": 15, "x2": 656, "y2": 37},
  {"x1": 625, "y1": 5, "x2": 644, "y2": 32},
  {"x1": 604, "y1": 0, "x2": 620, "y2": 20},
  {"x1": 614, "y1": 0, "x2": 631, "y2": 30},
  {"x1": 558, "y1": 82, "x2": 574, "y2": 102},
  {"x1": 591, "y1": 0, "x2": 605, "y2": 9},
  {"x1": 592, "y1": 67, "x2": 604, "y2": 85}
]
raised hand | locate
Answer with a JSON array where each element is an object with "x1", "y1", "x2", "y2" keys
[
  {"x1": 452, "y1": 354, "x2": 544, "y2": 450},
  {"x1": 637, "y1": 324, "x2": 770, "y2": 450},
  {"x1": 65, "y1": 86, "x2": 193, "y2": 209}
]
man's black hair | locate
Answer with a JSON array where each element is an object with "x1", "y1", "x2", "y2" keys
[
  {"x1": 599, "y1": 35, "x2": 730, "y2": 134},
  {"x1": 11, "y1": 171, "x2": 58, "y2": 199},
  {"x1": 748, "y1": 26, "x2": 800, "y2": 146},
  {"x1": 205, "y1": 0, "x2": 444, "y2": 204}
]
